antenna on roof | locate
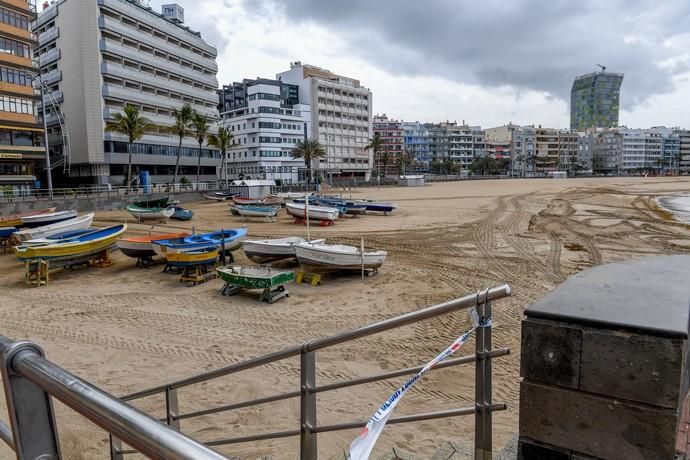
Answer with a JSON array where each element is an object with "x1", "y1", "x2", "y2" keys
[{"x1": 596, "y1": 64, "x2": 606, "y2": 73}]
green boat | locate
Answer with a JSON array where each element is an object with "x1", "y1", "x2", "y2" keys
[
  {"x1": 133, "y1": 197, "x2": 169, "y2": 208},
  {"x1": 217, "y1": 266, "x2": 294, "y2": 303}
]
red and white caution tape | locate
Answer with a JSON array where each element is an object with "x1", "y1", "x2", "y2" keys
[{"x1": 348, "y1": 309, "x2": 490, "y2": 460}]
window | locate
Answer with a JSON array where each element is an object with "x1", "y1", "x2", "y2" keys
[
  {"x1": 0, "y1": 96, "x2": 35, "y2": 115},
  {"x1": 0, "y1": 66, "x2": 31, "y2": 86},
  {"x1": 0, "y1": 8, "x2": 28, "y2": 30},
  {"x1": 0, "y1": 37, "x2": 29, "y2": 57}
]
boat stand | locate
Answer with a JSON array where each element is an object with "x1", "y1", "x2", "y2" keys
[
  {"x1": 91, "y1": 250, "x2": 113, "y2": 268},
  {"x1": 220, "y1": 283, "x2": 289, "y2": 304},
  {"x1": 295, "y1": 271, "x2": 322, "y2": 287},
  {"x1": 292, "y1": 217, "x2": 334, "y2": 227},
  {"x1": 163, "y1": 264, "x2": 182, "y2": 274},
  {"x1": 179, "y1": 264, "x2": 217, "y2": 286},
  {"x1": 25, "y1": 260, "x2": 49, "y2": 287},
  {"x1": 0, "y1": 237, "x2": 10, "y2": 254},
  {"x1": 136, "y1": 256, "x2": 158, "y2": 269}
]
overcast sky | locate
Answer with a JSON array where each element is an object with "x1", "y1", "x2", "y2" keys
[{"x1": 152, "y1": 0, "x2": 690, "y2": 129}]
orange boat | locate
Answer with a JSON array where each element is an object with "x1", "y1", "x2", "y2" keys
[
  {"x1": 116, "y1": 232, "x2": 190, "y2": 260},
  {"x1": 0, "y1": 208, "x2": 56, "y2": 228}
]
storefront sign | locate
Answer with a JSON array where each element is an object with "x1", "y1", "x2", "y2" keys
[{"x1": 0, "y1": 153, "x2": 22, "y2": 159}]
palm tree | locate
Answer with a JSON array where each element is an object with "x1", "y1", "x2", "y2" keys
[
  {"x1": 191, "y1": 112, "x2": 211, "y2": 186},
  {"x1": 365, "y1": 134, "x2": 384, "y2": 177},
  {"x1": 208, "y1": 126, "x2": 233, "y2": 188},
  {"x1": 171, "y1": 103, "x2": 195, "y2": 185},
  {"x1": 291, "y1": 138, "x2": 326, "y2": 185},
  {"x1": 104, "y1": 104, "x2": 151, "y2": 192}
]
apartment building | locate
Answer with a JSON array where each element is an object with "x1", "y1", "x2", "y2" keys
[
  {"x1": 571, "y1": 70, "x2": 623, "y2": 131},
  {"x1": 620, "y1": 128, "x2": 663, "y2": 172},
  {"x1": 33, "y1": 0, "x2": 220, "y2": 185},
  {"x1": 676, "y1": 129, "x2": 690, "y2": 174},
  {"x1": 558, "y1": 131, "x2": 580, "y2": 172},
  {"x1": 446, "y1": 122, "x2": 476, "y2": 171},
  {"x1": 372, "y1": 113, "x2": 402, "y2": 176},
  {"x1": 0, "y1": 0, "x2": 44, "y2": 191},
  {"x1": 277, "y1": 62, "x2": 373, "y2": 180},
  {"x1": 401, "y1": 121, "x2": 430, "y2": 171},
  {"x1": 217, "y1": 78, "x2": 310, "y2": 183}
]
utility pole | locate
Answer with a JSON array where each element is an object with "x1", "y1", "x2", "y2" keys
[{"x1": 29, "y1": 71, "x2": 54, "y2": 199}]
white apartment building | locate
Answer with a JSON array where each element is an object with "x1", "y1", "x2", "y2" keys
[
  {"x1": 277, "y1": 62, "x2": 373, "y2": 180},
  {"x1": 218, "y1": 78, "x2": 310, "y2": 183},
  {"x1": 33, "y1": 0, "x2": 220, "y2": 185},
  {"x1": 620, "y1": 128, "x2": 663, "y2": 171}
]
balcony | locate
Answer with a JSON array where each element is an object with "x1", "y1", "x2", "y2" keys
[
  {"x1": 38, "y1": 47, "x2": 60, "y2": 67},
  {"x1": 102, "y1": 86, "x2": 217, "y2": 120},
  {"x1": 41, "y1": 68, "x2": 62, "y2": 86},
  {"x1": 38, "y1": 26, "x2": 59, "y2": 46},
  {"x1": 35, "y1": 3, "x2": 58, "y2": 28}
]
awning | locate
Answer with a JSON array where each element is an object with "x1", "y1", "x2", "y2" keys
[{"x1": 0, "y1": 125, "x2": 43, "y2": 133}]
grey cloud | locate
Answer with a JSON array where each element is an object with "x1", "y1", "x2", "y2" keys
[{"x1": 243, "y1": 0, "x2": 690, "y2": 109}]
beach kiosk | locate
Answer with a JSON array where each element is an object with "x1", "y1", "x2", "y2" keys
[{"x1": 518, "y1": 256, "x2": 690, "y2": 459}]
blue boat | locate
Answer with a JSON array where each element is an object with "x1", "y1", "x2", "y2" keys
[
  {"x1": 169, "y1": 205, "x2": 193, "y2": 221},
  {"x1": 152, "y1": 228, "x2": 247, "y2": 257},
  {"x1": 0, "y1": 227, "x2": 16, "y2": 238},
  {"x1": 317, "y1": 198, "x2": 367, "y2": 215},
  {"x1": 346, "y1": 200, "x2": 397, "y2": 214}
]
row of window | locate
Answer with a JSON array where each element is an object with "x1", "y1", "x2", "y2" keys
[
  {"x1": 318, "y1": 121, "x2": 369, "y2": 132},
  {"x1": 248, "y1": 93, "x2": 281, "y2": 102},
  {"x1": 225, "y1": 107, "x2": 302, "y2": 118},
  {"x1": 0, "y1": 96, "x2": 36, "y2": 115},
  {"x1": 228, "y1": 165, "x2": 295, "y2": 174},
  {"x1": 0, "y1": 161, "x2": 32, "y2": 176},
  {"x1": 317, "y1": 110, "x2": 369, "y2": 121},
  {"x1": 104, "y1": 141, "x2": 220, "y2": 159},
  {"x1": 0, "y1": 7, "x2": 28, "y2": 30},
  {"x1": 0, "y1": 129, "x2": 43, "y2": 147},
  {"x1": 317, "y1": 98, "x2": 369, "y2": 112},
  {"x1": 109, "y1": 164, "x2": 216, "y2": 176},
  {"x1": 0, "y1": 37, "x2": 30, "y2": 58},
  {"x1": 0, "y1": 66, "x2": 33, "y2": 87},
  {"x1": 317, "y1": 86, "x2": 368, "y2": 101}
]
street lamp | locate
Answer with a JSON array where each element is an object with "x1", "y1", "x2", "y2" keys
[{"x1": 28, "y1": 71, "x2": 53, "y2": 199}]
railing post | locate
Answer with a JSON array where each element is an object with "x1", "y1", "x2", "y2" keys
[
  {"x1": 109, "y1": 435, "x2": 123, "y2": 460},
  {"x1": 166, "y1": 386, "x2": 180, "y2": 431},
  {"x1": 474, "y1": 291, "x2": 492, "y2": 460},
  {"x1": 0, "y1": 340, "x2": 61, "y2": 459},
  {"x1": 300, "y1": 344, "x2": 317, "y2": 460}
]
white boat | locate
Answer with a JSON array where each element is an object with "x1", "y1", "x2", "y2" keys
[
  {"x1": 295, "y1": 242, "x2": 387, "y2": 271},
  {"x1": 274, "y1": 192, "x2": 313, "y2": 201},
  {"x1": 126, "y1": 205, "x2": 174, "y2": 222},
  {"x1": 20, "y1": 210, "x2": 78, "y2": 228},
  {"x1": 243, "y1": 237, "x2": 325, "y2": 264},
  {"x1": 285, "y1": 202, "x2": 339, "y2": 222},
  {"x1": 234, "y1": 205, "x2": 279, "y2": 219},
  {"x1": 12, "y1": 213, "x2": 94, "y2": 242}
]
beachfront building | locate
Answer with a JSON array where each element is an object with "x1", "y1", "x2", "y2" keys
[
  {"x1": 217, "y1": 78, "x2": 310, "y2": 183},
  {"x1": 589, "y1": 129, "x2": 622, "y2": 175},
  {"x1": 33, "y1": 0, "x2": 220, "y2": 186},
  {"x1": 619, "y1": 128, "x2": 663, "y2": 173},
  {"x1": 372, "y1": 114, "x2": 403, "y2": 176},
  {"x1": 277, "y1": 62, "x2": 373, "y2": 181},
  {"x1": 558, "y1": 131, "x2": 580, "y2": 173},
  {"x1": 446, "y1": 122, "x2": 477, "y2": 172},
  {"x1": 570, "y1": 70, "x2": 624, "y2": 131},
  {"x1": 401, "y1": 121, "x2": 430, "y2": 172},
  {"x1": 0, "y1": 0, "x2": 44, "y2": 192},
  {"x1": 676, "y1": 129, "x2": 690, "y2": 175}
]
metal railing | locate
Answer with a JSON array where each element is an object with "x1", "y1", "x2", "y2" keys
[
  {"x1": 0, "y1": 336, "x2": 225, "y2": 459},
  {"x1": 113, "y1": 284, "x2": 512, "y2": 459}
]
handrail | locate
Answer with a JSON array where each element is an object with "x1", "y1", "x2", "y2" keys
[
  {"x1": 123, "y1": 284, "x2": 511, "y2": 400},
  {"x1": 0, "y1": 336, "x2": 227, "y2": 460}
]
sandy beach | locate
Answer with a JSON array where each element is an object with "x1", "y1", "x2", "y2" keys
[{"x1": 1, "y1": 177, "x2": 690, "y2": 459}]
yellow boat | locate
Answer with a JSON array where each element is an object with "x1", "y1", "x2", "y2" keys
[
  {"x1": 165, "y1": 247, "x2": 219, "y2": 268},
  {"x1": 14, "y1": 224, "x2": 127, "y2": 262}
]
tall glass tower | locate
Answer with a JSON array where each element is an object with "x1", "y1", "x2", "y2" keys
[{"x1": 570, "y1": 71, "x2": 624, "y2": 131}]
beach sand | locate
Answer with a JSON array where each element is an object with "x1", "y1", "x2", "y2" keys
[{"x1": 1, "y1": 177, "x2": 690, "y2": 459}]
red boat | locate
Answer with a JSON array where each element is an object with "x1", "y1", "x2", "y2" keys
[
  {"x1": 232, "y1": 195, "x2": 282, "y2": 206},
  {"x1": 0, "y1": 207, "x2": 56, "y2": 228}
]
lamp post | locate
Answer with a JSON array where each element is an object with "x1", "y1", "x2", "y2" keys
[{"x1": 28, "y1": 71, "x2": 53, "y2": 199}]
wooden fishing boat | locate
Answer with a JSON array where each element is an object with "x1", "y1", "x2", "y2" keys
[
  {"x1": 317, "y1": 198, "x2": 368, "y2": 215},
  {"x1": 126, "y1": 205, "x2": 174, "y2": 222},
  {"x1": 117, "y1": 232, "x2": 190, "y2": 259},
  {"x1": 165, "y1": 247, "x2": 219, "y2": 268},
  {"x1": 217, "y1": 265, "x2": 294, "y2": 302},
  {"x1": 133, "y1": 197, "x2": 169, "y2": 208},
  {"x1": 273, "y1": 192, "x2": 312, "y2": 201},
  {"x1": 0, "y1": 227, "x2": 16, "y2": 238},
  {"x1": 347, "y1": 200, "x2": 397, "y2": 214},
  {"x1": 12, "y1": 213, "x2": 94, "y2": 242},
  {"x1": 152, "y1": 228, "x2": 248, "y2": 257},
  {"x1": 285, "y1": 202, "x2": 339, "y2": 222},
  {"x1": 294, "y1": 242, "x2": 387, "y2": 272},
  {"x1": 169, "y1": 206, "x2": 193, "y2": 221},
  {"x1": 0, "y1": 207, "x2": 56, "y2": 228},
  {"x1": 203, "y1": 192, "x2": 238, "y2": 201},
  {"x1": 20, "y1": 210, "x2": 78, "y2": 228},
  {"x1": 232, "y1": 196, "x2": 262, "y2": 205},
  {"x1": 263, "y1": 195, "x2": 283, "y2": 206},
  {"x1": 19, "y1": 229, "x2": 99, "y2": 247},
  {"x1": 242, "y1": 237, "x2": 325, "y2": 264},
  {"x1": 234, "y1": 205, "x2": 279, "y2": 219},
  {"x1": 14, "y1": 224, "x2": 127, "y2": 263}
]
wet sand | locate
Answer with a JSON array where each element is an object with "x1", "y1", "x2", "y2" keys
[{"x1": 1, "y1": 177, "x2": 690, "y2": 459}]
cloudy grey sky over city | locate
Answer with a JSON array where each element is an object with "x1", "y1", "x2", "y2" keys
[{"x1": 153, "y1": 0, "x2": 690, "y2": 128}]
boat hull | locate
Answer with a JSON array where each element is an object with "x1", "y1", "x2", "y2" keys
[
  {"x1": 241, "y1": 237, "x2": 323, "y2": 264},
  {"x1": 165, "y1": 249, "x2": 218, "y2": 267},
  {"x1": 126, "y1": 206, "x2": 174, "y2": 221},
  {"x1": 217, "y1": 266, "x2": 294, "y2": 289},
  {"x1": 14, "y1": 225, "x2": 127, "y2": 263},
  {"x1": 20, "y1": 210, "x2": 78, "y2": 228},
  {"x1": 152, "y1": 228, "x2": 247, "y2": 257},
  {"x1": 0, "y1": 208, "x2": 56, "y2": 228},
  {"x1": 0, "y1": 227, "x2": 16, "y2": 238},
  {"x1": 235, "y1": 205, "x2": 279, "y2": 218},
  {"x1": 133, "y1": 197, "x2": 169, "y2": 208},
  {"x1": 117, "y1": 232, "x2": 191, "y2": 260},
  {"x1": 295, "y1": 244, "x2": 387, "y2": 272},
  {"x1": 13, "y1": 214, "x2": 94, "y2": 242},
  {"x1": 285, "y1": 203, "x2": 339, "y2": 221}
]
